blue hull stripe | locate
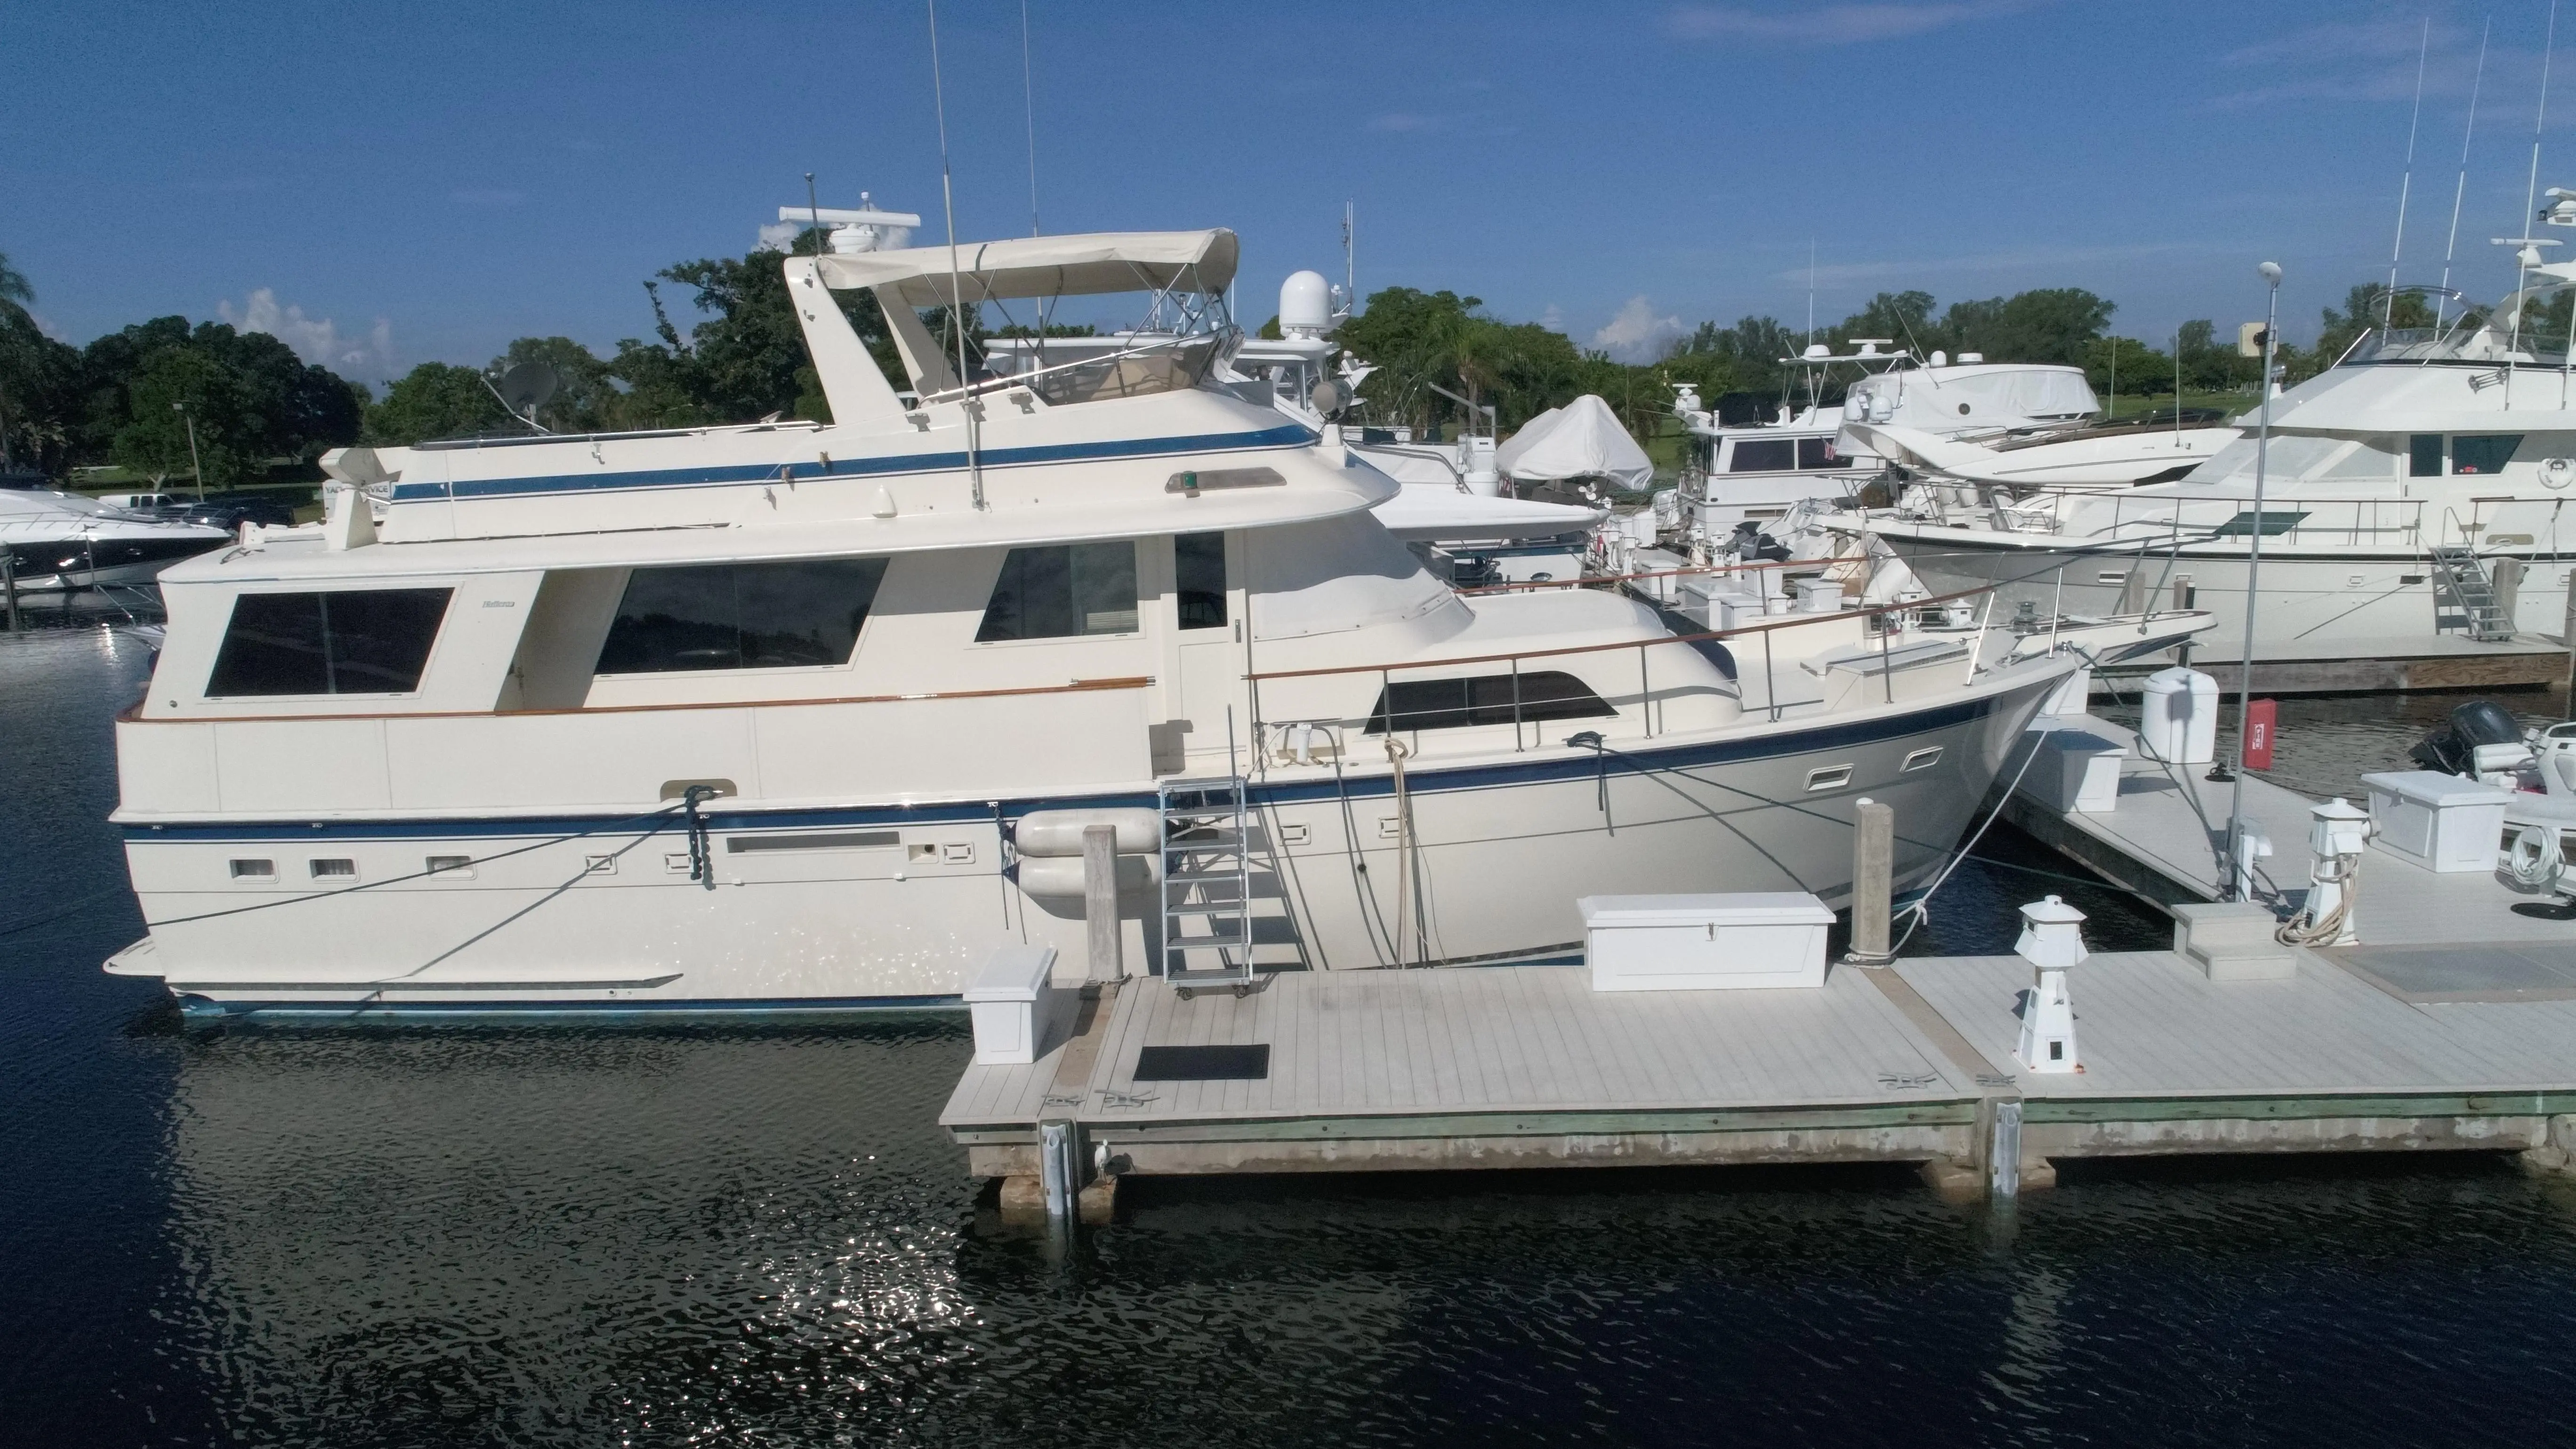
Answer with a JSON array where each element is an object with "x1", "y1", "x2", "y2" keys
[
  {"x1": 122, "y1": 692, "x2": 2008, "y2": 846},
  {"x1": 387, "y1": 424, "x2": 1318, "y2": 503},
  {"x1": 179, "y1": 992, "x2": 966, "y2": 1019}
]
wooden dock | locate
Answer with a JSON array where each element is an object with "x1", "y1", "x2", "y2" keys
[{"x1": 942, "y1": 712, "x2": 2576, "y2": 1209}]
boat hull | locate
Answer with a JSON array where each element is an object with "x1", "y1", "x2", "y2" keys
[
  {"x1": 1870, "y1": 524, "x2": 2573, "y2": 666},
  {"x1": 110, "y1": 666, "x2": 2065, "y2": 1017}
]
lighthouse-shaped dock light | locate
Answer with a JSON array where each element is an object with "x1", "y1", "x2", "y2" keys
[{"x1": 2014, "y1": 895, "x2": 2087, "y2": 1074}]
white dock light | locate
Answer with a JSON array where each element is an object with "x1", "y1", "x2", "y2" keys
[{"x1": 2014, "y1": 895, "x2": 2086, "y2": 1074}]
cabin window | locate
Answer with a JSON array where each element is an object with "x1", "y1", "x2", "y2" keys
[
  {"x1": 1364, "y1": 670, "x2": 1617, "y2": 733},
  {"x1": 1175, "y1": 531, "x2": 1228, "y2": 630},
  {"x1": 1728, "y1": 438, "x2": 1796, "y2": 473},
  {"x1": 976, "y1": 542, "x2": 1139, "y2": 641},
  {"x1": 2452, "y1": 435, "x2": 2522, "y2": 475},
  {"x1": 1797, "y1": 436, "x2": 1848, "y2": 469},
  {"x1": 596, "y1": 557, "x2": 889, "y2": 673},
  {"x1": 205, "y1": 588, "x2": 454, "y2": 696},
  {"x1": 2408, "y1": 434, "x2": 2444, "y2": 477}
]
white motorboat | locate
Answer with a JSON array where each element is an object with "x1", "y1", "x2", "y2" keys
[
  {"x1": 1844, "y1": 408, "x2": 2236, "y2": 500},
  {"x1": 1, "y1": 486, "x2": 230, "y2": 590},
  {"x1": 1843, "y1": 263, "x2": 2576, "y2": 673},
  {"x1": 103, "y1": 225, "x2": 2083, "y2": 1019},
  {"x1": 1674, "y1": 344, "x2": 2101, "y2": 533}
]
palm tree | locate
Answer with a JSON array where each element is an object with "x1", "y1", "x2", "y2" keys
[{"x1": 0, "y1": 250, "x2": 31, "y2": 312}]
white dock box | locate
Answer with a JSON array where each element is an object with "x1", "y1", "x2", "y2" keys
[
  {"x1": 1579, "y1": 893, "x2": 1834, "y2": 991},
  {"x1": 2025, "y1": 728, "x2": 2125, "y2": 814},
  {"x1": 962, "y1": 945, "x2": 1075, "y2": 1065},
  {"x1": 2359, "y1": 770, "x2": 2512, "y2": 873},
  {"x1": 2136, "y1": 668, "x2": 2219, "y2": 765}
]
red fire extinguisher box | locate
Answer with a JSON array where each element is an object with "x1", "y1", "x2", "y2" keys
[{"x1": 2244, "y1": 699, "x2": 2278, "y2": 771}]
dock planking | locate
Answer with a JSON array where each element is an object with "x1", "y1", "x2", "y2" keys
[{"x1": 942, "y1": 716, "x2": 2576, "y2": 1202}]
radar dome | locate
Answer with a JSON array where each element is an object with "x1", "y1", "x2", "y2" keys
[{"x1": 1280, "y1": 270, "x2": 1335, "y2": 337}]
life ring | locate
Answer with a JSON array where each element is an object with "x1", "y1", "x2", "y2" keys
[
  {"x1": 2507, "y1": 822, "x2": 2566, "y2": 890},
  {"x1": 2544, "y1": 457, "x2": 2573, "y2": 490}
]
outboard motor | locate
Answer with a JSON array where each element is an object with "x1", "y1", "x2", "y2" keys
[{"x1": 2410, "y1": 699, "x2": 2526, "y2": 777}]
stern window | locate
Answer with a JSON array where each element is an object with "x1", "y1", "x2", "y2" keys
[
  {"x1": 2452, "y1": 435, "x2": 2523, "y2": 475},
  {"x1": 1175, "y1": 532, "x2": 1228, "y2": 630},
  {"x1": 2409, "y1": 434, "x2": 2444, "y2": 477},
  {"x1": 1365, "y1": 670, "x2": 1617, "y2": 733},
  {"x1": 1728, "y1": 438, "x2": 1796, "y2": 473},
  {"x1": 1797, "y1": 436, "x2": 1848, "y2": 469},
  {"x1": 206, "y1": 588, "x2": 454, "y2": 696},
  {"x1": 596, "y1": 557, "x2": 888, "y2": 673},
  {"x1": 976, "y1": 542, "x2": 1140, "y2": 640}
]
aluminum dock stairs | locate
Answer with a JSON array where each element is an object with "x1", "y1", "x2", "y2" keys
[
  {"x1": 2430, "y1": 545, "x2": 2518, "y2": 642},
  {"x1": 1158, "y1": 775, "x2": 1256, "y2": 998}
]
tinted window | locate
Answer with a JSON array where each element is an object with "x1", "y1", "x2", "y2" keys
[
  {"x1": 1729, "y1": 438, "x2": 1796, "y2": 473},
  {"x1": 976, "y1": 542, "x2": 1139, "y2": 641},
  {"x1": 1797, "y1": 436, "x2": 1848, "y2": 469},
  {"x1": 1365, "y1": 670, "x2": 1617, "y2": 733},
  {"x1": 206, "y1": 588, "x2": 453, "y2": 696},
  {"x1": 2409, "y1": 434, "x2": 2444, "y2": 477},
  {"x1": 2452, "y1": 434, "x2": 2522, "y2": 475},
  {"x1": 1175, "y1": 531, "x2": 1227, "y2": 630},
  {"x1": 596, "y1": 557, "x2": 888, "y2": 673}
]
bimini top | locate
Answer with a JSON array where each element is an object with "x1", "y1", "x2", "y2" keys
[{"x1": 814, "y1": 229, "x2": 1239, "y2": 306}]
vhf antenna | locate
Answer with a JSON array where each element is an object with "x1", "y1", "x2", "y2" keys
[
  {"x1": 2438, "y1": 15, "x2": 2494, "y2": 324},
  {"x1": 927, "y1": 0, "x2": 985, "y2": 511},
  {"x1": 2387, "y1": 17, "x2": 2430, "y2": 327},
  {"x1": 1021, "y1": 0, "x2": 1040, "y2": 236}
]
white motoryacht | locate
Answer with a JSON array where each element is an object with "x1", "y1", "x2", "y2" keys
[
  {"x1": 1, "y1": 485, "x2": 230, "y2": 590},
  {"x1": 1845, "y1": 267, "x2": 2576, "y2": 675},
  {"x1": 1675, "y1": 344, "x2": 2101, "y2": 533},
  {"x1": 1843, "y1": 407, "x2": 2236, "y2": 501},
  {"x1": 102, "y1": 227, "x2": 2082, "y2": 1019}
]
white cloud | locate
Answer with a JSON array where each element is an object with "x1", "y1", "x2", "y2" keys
[
  {"x1": 1667, "y1": 0, "x2": 2040, "y2": 47},
  {"x1": 218, "y1": 288, "x2": 396, "y2": 377},
  {"x1": 1591, "y1": 295, "x2": 1682, "y2": 362},
  {"x1": 1539, "y1": 303, "x2": 1567, "y2": 331}
]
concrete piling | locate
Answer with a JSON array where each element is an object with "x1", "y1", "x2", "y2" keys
[{"x1": 1846, "y1": 797, "x2": 1894, "y2": 966}]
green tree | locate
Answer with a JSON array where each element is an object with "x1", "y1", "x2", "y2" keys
[
  {"x1": 1935, "y1": 288, "x2": 2113, "y2": 366},
  {"x1": 2084, "y1": 336, "x2": 2176, "y2": 404},
  {"x1": 113, "y1": 347, "x2": 256, "y2": 486},
  {"x1": 491, "y1": 336, "x2": 620, "y2": 433},
  {"x1": 1667, "y1": 315, "x2": 1797, "y2": 401},
  {"x1": 362, "y1": 362, "x2": 511, "y2": 446},
  {"x1": 0, "y1": 306, "x2": 82, "y2": 474},
  {"x1": 608, "y1": 233, "x2": 905, "y2": 428},
  {"x1": 79, "y1": 318, "x2": 363, "y2": 474},
  {"x1": 0, "y1": 250, "x2": 30, "y2": 313}
]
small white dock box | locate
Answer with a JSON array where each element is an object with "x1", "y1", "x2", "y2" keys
[
  {"x1": 1579, "y1": 893, "x2": 1834, "y2": 991},
  {"x1": 2026, "y1": 728, "x2": 2125, "y2": 814},
  {"x1": 2359, "y1": 770, "x2": 2512, "y2": 873},
  {"x1": 2136, "y1": 667, "x2": 2219, "y2": 765},
  {"x1": 962, "y1": 945, "x2": 1075, "y2": 1065}
]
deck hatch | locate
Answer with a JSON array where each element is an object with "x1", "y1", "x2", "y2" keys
[{"x1": 1132, "y1": 1044, "x2": 1270, "y2": 1081}]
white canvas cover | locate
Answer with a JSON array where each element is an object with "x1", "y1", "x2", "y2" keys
[
  {"x1": 814, "y1": 230, "x2": 1238, "y2": 306},
  {"x1": 1495, "y1": 395, "x2": 1655, "y2": 491},
  {"x1": 1370, "y1": 484, "x2": 1605, "y2": 542}
]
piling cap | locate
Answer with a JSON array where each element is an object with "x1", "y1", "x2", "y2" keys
[
  {"x1": 2313, "y1": 796, "x2": 2369, "y2": 821},
  {"x1": 2014, "y1": 894, "x2": 2090, "y2": 971}
]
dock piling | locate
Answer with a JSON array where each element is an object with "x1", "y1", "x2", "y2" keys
[
  {"x1": 2, "y1": 547, "x2": 18, "y2": 632},
  {"x1": 1038, "y1": 1119, "x2": 1079, "y2": 1222},
  {"x1": 1845, "y1": 798, "x2": 1894, "y2": 966},
  {"x1": 1989, "y1": 1101, "x2": 2023, "y2": 1198}
]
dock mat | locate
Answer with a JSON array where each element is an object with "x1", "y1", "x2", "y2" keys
[
  {"x1": 2329, "y1": 943, "x2": 2576, "y2": 1002},
  {"x1": 1133, "y1": 1044, "x2": 1271, "y2": 1081}
]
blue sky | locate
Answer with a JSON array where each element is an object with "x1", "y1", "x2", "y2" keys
[{"x1": 4, "y1": 0, "x2": 2570, "y2": 387}]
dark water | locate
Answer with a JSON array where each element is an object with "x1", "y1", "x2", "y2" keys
[{"x1": 7, "y1": 624, "x2": 2576, "y2": 1447}]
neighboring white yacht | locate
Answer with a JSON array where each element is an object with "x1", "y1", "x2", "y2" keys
[
  {"x1": 1, "y1": 486, "x2": 229, "y2": 590},
  {"x1": 1844, "y1": 407, "x2": 2236, "y2": 501},
  {"x1": 1845, "y1": 269, "x2": 2576, "y2": 675},
  {"x1": 1675, "y1": 344, "x2": 2100, "y2": 533},
  {"x1": 103, "y1": 226, "x2": 2080, "y2": 1019}
]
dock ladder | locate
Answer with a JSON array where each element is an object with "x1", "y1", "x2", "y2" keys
[
  {"x1": 2430, "y1": 545, "x2": 2517, "y2": 641},
  {"x1": 1159, "y1": 775, "x2": 1256, "y2": 998}
]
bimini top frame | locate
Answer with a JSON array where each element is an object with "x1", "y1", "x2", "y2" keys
[{"x1": 813, "y1": 229, "x2": 1239, "y2": 307}]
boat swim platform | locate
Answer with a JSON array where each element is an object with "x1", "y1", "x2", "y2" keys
[
  {"x1": 2092, "y1": 632, "x2": 2568, "y2": 694},
  {"x1": 939, "y1": 950, "x2": 2576, "y2": 1199}
]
